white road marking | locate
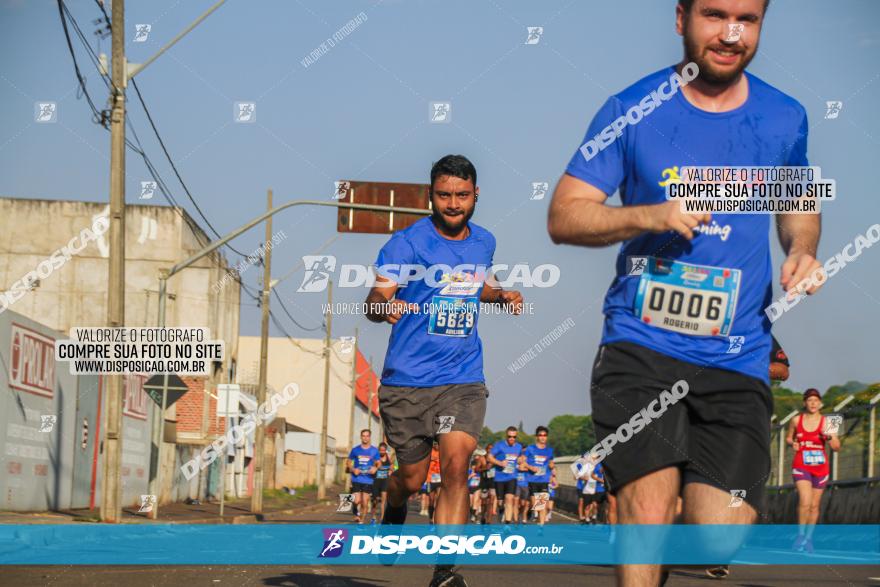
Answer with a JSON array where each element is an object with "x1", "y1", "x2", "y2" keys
[{"x1": 549, "y1": 510, "x2": 579, "y2": 522}]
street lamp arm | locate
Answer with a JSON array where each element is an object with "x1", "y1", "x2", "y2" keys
[
  {"x1": 167, "y1": 199, "x2": 430, "y2": 278},
  {"x1": 128, "y1": 0, "x2": 228, "y2": 80}
]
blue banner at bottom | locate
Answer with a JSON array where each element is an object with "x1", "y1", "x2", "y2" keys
[{"x1": 0, "y1": 524, "x2": 877, "y2": 565}]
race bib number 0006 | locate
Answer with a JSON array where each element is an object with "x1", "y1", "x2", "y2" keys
[{"x1": 633, "y1": 258, "x2": 740, "y2": 337}]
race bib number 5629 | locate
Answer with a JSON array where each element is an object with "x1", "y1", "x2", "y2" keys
[
  {"x1": 633, "y1": 257, "x2": 740, "y2": 337},
  {"x1": 428, "y1": 296, "x2": 477, "y2": 337}
]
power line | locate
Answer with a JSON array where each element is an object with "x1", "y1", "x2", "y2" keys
[
  {"x1": 61, "y1": 0, "x2": 324, "y2": 340},
  {"x1": 57, "y1": 0, "x2": 107, "y2": 126},
  {"x1": 128, "y1": 79, "x2": 251, "y2": 258},
  {"x1": 272, "y1": 288, "x2": 323, "y2": 332}
]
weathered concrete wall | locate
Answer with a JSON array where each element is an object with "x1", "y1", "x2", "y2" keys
[
  {"x1": 0, "y1": 198, "x2": 240, "y2": 379},
  {"x1": 0, "y1": 198, "x2": 242, "y2": 511}
]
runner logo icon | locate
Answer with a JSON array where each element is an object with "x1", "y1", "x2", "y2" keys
[
  {"x1": 726, "y1": 336, "x2": 745, "y2": 354},
  {"x1": 299, "y1": 256, "x2": 337, "y2": 292},
  {"x1": 728, "y1": 489, "x2": 746, "y2": 508},
  {"x1": 628, "y1": 256, "x2": 647, "y2": 276},
  {"x1": 437, "y1": 415, "x2": 456, "y2": 434},
  {"x1": 319, "y1": 528, "x2": 349, "y2": 558}
]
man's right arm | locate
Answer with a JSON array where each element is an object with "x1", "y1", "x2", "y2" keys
[
  {"x1": 364, "y1": 274, "x2": 418, "y2": 323},
  {"x1": 547, "y1": 174, "x2": 711, "y2": 247}
]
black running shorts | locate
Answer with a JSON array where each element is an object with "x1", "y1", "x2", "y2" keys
[
  {"x1": 371, "y1": 478, "x2": 388, "y2": 497},
  {"x1": 495, "y1": 479, "x2": 517, "y2": 497},
  {"x1": 351, "y1": 481, "x2": 373, "y2": 494},
  {"x1": 590, "y1": 341, "x2": 772, "y2": 511},
  {"x1": 528, "y1": 482, "x2": 549, "y2": 495}
]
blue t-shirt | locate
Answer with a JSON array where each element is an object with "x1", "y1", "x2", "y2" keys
[
  {"x1": 565, "y1": 67, "x2": 809, "y2": 382},
  {"x1": 524, "y1": 444, "x2": 554, "y2": 483},
  {"x1": 492, "y1": 442, "x2": 522, "y2": 482},
  {"x1": 516, "y1": 471, "x2": 528, "y2": 487},
  {"x1": 593, "y1": 462, "x2": 606, "y2": 493},
  {"x1": 376, "y1": 217, "x2": 496, "y2": 387},
  {"x1": 348, "y1": 445, "x2": 380, "y2": 485}
]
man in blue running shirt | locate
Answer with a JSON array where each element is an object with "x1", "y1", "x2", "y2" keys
[
  {"x1": 347, "y1": 429, "x2": 380, "y2": 525},
  {"x1": 548, "y1": 1, "x2": 824, "y2": 584},
  {"x1": 486, "y1": 426, "x2": 523, "y2": 524},
  {"x1": 365, "y1": 154, "x2": 523, "y2": 587},
  {"x1": 524, "y1": 426, "x2": 555, "y2": 526}
]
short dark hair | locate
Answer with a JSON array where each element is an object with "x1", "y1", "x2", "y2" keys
[
  {"x1": 379, "y1": 442, "x2": 387, "y2": 449},
  {"x1": 535, "y1": 426, "x2": 548, "y2": 436},
  {"x1": 360, "y1": 428, "x2": 371, "y2": 436},
  {"x1": 678, "y1": 0, "x2": 770, "y2": 13},
  {"x1": 430, "y1": 154, "x2": 477, "y2": 190},
  {"x1": 506, "y1": 426, "x2": 518, "y2": 434}
]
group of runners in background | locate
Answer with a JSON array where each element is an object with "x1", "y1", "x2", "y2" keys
[
  {"x1": 470, "y1": 426, "x2": 558, "y2": 526},
  {"x1": 346, "y1": 425, "x2": 565, "y2": 528}
]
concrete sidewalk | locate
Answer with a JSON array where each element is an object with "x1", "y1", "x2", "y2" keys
[{"x1": 0, "y1": 484, "x2": 346, "y2": 525}]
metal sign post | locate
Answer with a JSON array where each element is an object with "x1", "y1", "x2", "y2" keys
[{"x1": 143, "y1": 373, "x2": 189, "y2": 519}]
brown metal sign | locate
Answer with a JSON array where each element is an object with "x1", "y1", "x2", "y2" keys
[{"x1": 335, "y1": 180, "x2": 431, "y2": 234}]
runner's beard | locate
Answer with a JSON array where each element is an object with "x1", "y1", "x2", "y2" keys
[
  {"x1": 432, "y1": 207, "x2": 474, "y2": 236},
  {"x1": 682, "y1": 25, "x2": 757, "y2": 85}
]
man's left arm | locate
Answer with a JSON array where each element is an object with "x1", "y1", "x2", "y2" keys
[
  {"x1": 480, "y1": 272, "x2": 523, "y2": 314},
  {"x1": 776, "y1": 214, "x2": 823, "y2": 296}
]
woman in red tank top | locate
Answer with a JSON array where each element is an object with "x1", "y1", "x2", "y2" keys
[{"x1": 785, "y1": 388, "x2": 841, "y2": 552}]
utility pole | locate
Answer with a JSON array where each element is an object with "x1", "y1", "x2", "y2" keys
[
  {"x1": 368, "y1": 356, "x2": 375, "y2": 438},
  {"x1": 252, "y1": 189, "x2": 273, "y2": 513},
  {"x1": 101, "y1": 0, "x2": 126, "y2": 524},
  {"x1": 93, "y1": 0, "x2": 227, "y2": 523},
  {"x1": 318, "y1": 281, "x2": 333, "y2": 500},
  {"x1": 345, "y1": 327, "x2": 358, "y2": 492}
]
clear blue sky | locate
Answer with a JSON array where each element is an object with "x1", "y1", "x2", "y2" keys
[{"x1": 2, "y1": 0, "x2": 879, "y2": 430}]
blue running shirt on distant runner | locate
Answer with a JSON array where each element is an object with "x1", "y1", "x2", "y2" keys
[
  {"x1": 376, "y1": 217, "x2": 496, "y2": 387},
  {"x1": 565, "y1": 66, "x2": 810, "y2": 382},
  {"x1": 376, "y1": 455, "x2": 392, "y2": 480},
  {"x1": 348, "y1": 445, "x2": 380, "y2": 485},
  {"x1": 524, "y1": 445, "x2": 554, "y2": 483},
  {"x1": 593, "y1": 462, "x2": 606, "y2": 494},
  {"x1": 492, "y1": 442, "x2": 522, "y2": 482}
]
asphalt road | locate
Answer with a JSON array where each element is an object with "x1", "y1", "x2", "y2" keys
[{"x1": 3, "y1": 501, "x2": 878, "y2": 587}]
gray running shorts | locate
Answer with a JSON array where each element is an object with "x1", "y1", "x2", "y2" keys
[{"x1": 379, "y1": 382, "x2": 488, "y2": 464}]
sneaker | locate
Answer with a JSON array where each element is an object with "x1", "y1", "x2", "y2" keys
[
  {"x1": 430, "y1": 565, "x2": 468, "y2": 587},
  {"x1": 420, "y1": 509, "x2": 429, "y2": 517},
  {"x1": 546, "y1": 512, "x2": 552, "y2": 521},
  {"x1": 705, "y1": 565, "x2": 730, "y2": 579}
]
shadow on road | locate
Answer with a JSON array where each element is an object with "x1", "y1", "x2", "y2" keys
[{"x1": 263, "y1": 571, "x2": 390, "y2": 587}]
